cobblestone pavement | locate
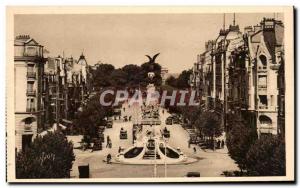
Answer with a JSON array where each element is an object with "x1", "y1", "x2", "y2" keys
[{"x1": 69, "y1": 102, "x2": 239, "y2": 178}]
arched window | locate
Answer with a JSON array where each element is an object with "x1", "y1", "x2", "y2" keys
[
  {"x1": 22, "y1": 117, "x2": 36, "y2": 131},
  {"x1": 259, "y1": 55, "x2": 267, "y2": 68},
  {"x1": 23, "y1": 117, "x2": 36, "y2": 125},
  {"x1": 259, "y1": 115, "x2": 272, "y2": 125}
]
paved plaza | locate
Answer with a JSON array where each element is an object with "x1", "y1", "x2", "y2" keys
[
  {"x1": 68, "y1": 105, "x2": 238, "y2": 178},
  {"x1": 68, "y1": 103, "x2": 239, "y2": 178}
]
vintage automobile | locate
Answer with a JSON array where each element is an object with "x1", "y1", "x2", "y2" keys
[
  {"x1": 120, "y1": 128, "x2": 128, "y2": 139},
  {"x1": 188, "y1": 132, "x2": 200, "y2": 144},
  {"x1": 106, "y1": 118, "x2": 113, "y2": 128},
  {"x1": 113, "y1": 108, "x2": 122, "y2": 116},
  {"x1": 162, "y1": 127, "x2": 170, "y2": 138},
  {"x1": 165, "y1": 117, "x2": 173, "y2": 125},
  {"x1": 186, "y1": 172, "x2": 200, "y2": 177},
  {"x1": 171, "y1": 114, "x2": 181, "y2": 124}
]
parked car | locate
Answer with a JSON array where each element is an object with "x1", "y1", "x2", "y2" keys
[
  {"x1": 120, "y1": 128, "x2": 128, "y2": 139},
  {"x1": 165, "y1": 117, "x2": 173, "y2": 125},
  {"x1": 106, "y1": 117, "x2": 113, "y2": 128},
  {"x1": 186, "y1": 172, "x2": 200, "y2": 177},
  {"x1": 162, "y1": 127, "x2": 170, "y2": 138}
]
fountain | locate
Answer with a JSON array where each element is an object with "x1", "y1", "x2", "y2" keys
[{"x1": 115, "y1": 54, "x2": 190, "y2": 165}]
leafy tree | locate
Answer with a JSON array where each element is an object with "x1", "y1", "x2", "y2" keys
[
  {"x1": 176, "y1": 69, "x2": 192, "y2": 89},
  {"x1": 178, "y1": 105, "x2": 201, "y2": 125},
  {"x1": 91, "y1": 64, "x2": 115, "y2": 89},
  {"x1": 226, "y1": 120, "x2": 257, "y2": 172},
  {"x1": 197, "y1": 111, "x2": 222, "y2": 140},
  {"x1": 74, "y1": 93, "x2": 112, "y2": 138},
  {"x1": 16, "y1": 132, "x2": 75, "y2": 178},
  {"x1": 246, "y1": 135, "x2": 286, "y2": 176},
  {"x1": 109, "y1": 69, "x2": 128, "y2": 88},
  {"x1": 165, "y1": 76, "x2": 177, "y2": 88},
  {"x1": 122, "y1": 64, "x2": 143, "y2": 88}
]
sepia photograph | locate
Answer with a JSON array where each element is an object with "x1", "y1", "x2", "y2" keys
[{"x1": 6, "y1": 6, "x2": 294, "y2": 183}]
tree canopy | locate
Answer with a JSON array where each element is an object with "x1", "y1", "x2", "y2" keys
[
  {"x1": 246, "y1": 135, "x2": 286, "y2": 176},
  {"x1": 16, "y1": 132, "x2": 75, "y2": 178},
  {"x1": 226, "y1": 121, "x2": 257, "y2": 171}
]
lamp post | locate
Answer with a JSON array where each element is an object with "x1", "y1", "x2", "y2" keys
[
  {"x1": 164, "y1": 138, "x2": 168, "y2": 177},
  {"x1": 152, "y1": 118, "x2": 157, "y2": 178}
]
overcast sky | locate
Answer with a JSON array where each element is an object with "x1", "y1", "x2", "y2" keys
[{"x1": 15, "y1": 13, "x2": 283, "y2": 73}]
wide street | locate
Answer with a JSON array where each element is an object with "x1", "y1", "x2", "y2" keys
[{"x1": 68, "y1": 101, "x2": 239, "y2": 178}]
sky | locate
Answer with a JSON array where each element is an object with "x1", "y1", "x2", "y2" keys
[{"x1": 14, "y1": 13, "x2": 283, "y2": 73}]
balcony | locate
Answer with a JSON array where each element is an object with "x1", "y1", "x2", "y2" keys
[
  {"x1": 258, "y1": 85, "x2": 267, "y2": 88},
  {"x1": 27, "y1": 72, "x2": 36, "y2": 79},
  {"x1": 270, "y1": 64, "x2": 280, "y2": 70},
  {"x1": 26, "y1": 90, "x2": 36, "y2": 96},
  {"x1": 258, "y1": 105, "x2": 268, "y2": 110},
  {"x1": 26, "y1": 107, "x2": 36, "y2": 112}
]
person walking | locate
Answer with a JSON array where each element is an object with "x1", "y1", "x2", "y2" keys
[
  {"x1": 106, "y1": 136, "x2": 111, "y2": 148},
  {"x1": 193, "y1": 147, "x2": 197, "y2": 154},
  {"x1": 221, "y1": 140, "x2": 225, "y2": 148},
  {"x1": 217, "y1": 140, "x2": 221, "y2": 149},
  {"x1": 106, "y1": 153, "x2": 112, "y2": 164}
]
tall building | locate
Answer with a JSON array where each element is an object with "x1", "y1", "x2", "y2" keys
[
  {"x1": 210, "y1": 20, "x2": 245, "y2": 129},
  {"x1": 246, "y1": 18, "x2": 284, "y2": 136},
  {"x1": 160, "y1": 67, "x2": 169, "y2": 85},
  {"x1": 44, "y1": 54, "x2": 89, "y2": 128},
  {"x1": 14, "y1": 35, "x2": 45, "y2": 151},
  {"x1": 191, "y1": 17, "x2": 285, "y2": 138}
]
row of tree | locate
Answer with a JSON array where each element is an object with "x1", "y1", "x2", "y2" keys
[
  {"x1": 89, "y1": 62, "x2": 162, "y2": 90},
  {"x1": 165, "y1": 69, "x2": 192, "y2": 89},
  {"x1": 226, "y1": 120, "x2": 286, "y2": 176}
]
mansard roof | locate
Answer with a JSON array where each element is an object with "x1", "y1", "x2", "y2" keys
[{"x1": 14, "y1": 35, "x2": 40, "y2": 46}]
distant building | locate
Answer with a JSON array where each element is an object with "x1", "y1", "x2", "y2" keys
[
  {"x1": 44, "y1": 54, "x2": 89, "y2": 127},
  {"x1": 14, "y1": 35, "x2": 45, "y2": 151},
  {"x1": 161, "y1": 67, "x2": 169, "y2": 85}
]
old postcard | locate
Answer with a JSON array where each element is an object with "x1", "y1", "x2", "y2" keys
[{"x1": 6, "y1": 6, "x2": 294, "y2": 183}]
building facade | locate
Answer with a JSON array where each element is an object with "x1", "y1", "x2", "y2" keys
[
  {"x1": 14, "y1": 34, "x2": 90, "y2": 151},
  {"x1": 44, "y1": 54, "x2": 89, "y2": 129},
  {"x1": 246, "y1": 18, "x2": 284, "y2": 136},
  {"x1": 190, "y1": 17, "x2": 285, "y2": 137},
  {"x1": 14, "y1": 35, "x2": 45, "y2": 151}
]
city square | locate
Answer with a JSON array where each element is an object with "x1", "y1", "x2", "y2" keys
[
  {"x1": 69, "y1": 100, "x2": 238, "y2": 178},
  {"x1": 9, "y1": 9, "x2": 289, "y2": 182}
]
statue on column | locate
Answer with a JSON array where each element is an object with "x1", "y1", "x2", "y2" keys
[{"x1": 146, "y1": 53, "x2": 160, "y2": 81}]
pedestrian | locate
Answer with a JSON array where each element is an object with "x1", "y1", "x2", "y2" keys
[
  {"x1": 106, "y1": 153, "x2": 112, "y2": 164},
  {"x1": 106, "y1": 136, "x2": 110, "y2": 148},
  {"x1": 217, "y1": 140, "x2": 221, "y2": 149},
  {"x1": 221, "y1": 140, "x2": 225, "y2": 148},
  {"x1": 188, "y1": 139, "x2": 191, "y2": 148},
  {"x1": 118, "y1": 146, "x2": 122, "y2": 153},
  {"x1": 162, "y1": 109, "x2": 164, "y2": 114},
  {"x1": 123, "y1": 107, "x2": 125, "y2": 112},
  {"x1": 193, "y1": 147, "x2": 197, "y2": 154}
]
